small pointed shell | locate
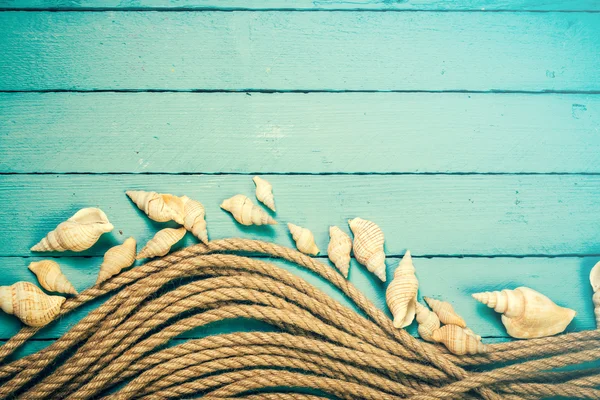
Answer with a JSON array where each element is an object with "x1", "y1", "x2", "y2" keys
[
  {"x1": 126, "y1": 190, "x2": 184, "y2": 224},
  {"x1": 424, "y1": 297, "x2": 467, "y2": 328},
  {"x1": 327, "y1": 226, "x2": 352, "y2": 278},
  {"x1": 590, "y1": 262, "x2": 600, "y2": 328},
  {"x1": 220, "y1": 194, "x2": 277, "y2": 226},
  {"x1": 137, "y1": 228, "x2": 186, "y2": 260},
  {"x1": 28, "y1": 260, "x2": 77, "y2": 295},
  {"x1": 288, "y1": 223, "x2": 320, "y2": 256},
  {"x1": 0, "y1": 282, "x2": 66, "y2": 327},
  {"x1": 463, "y1": 327, "x2": 482, "y2": 341},
  {"x1": 253, "y1": 176, "x2": 276, "y2": 212},
  {"x1": 181, "y1": 196, "x2": 208, "y2": 244},
  {"x1": 97, "y1": 237, "x2": 137, "y2": 285},
  {"x1": 348, "y1": 218, "x2": 386, "y2": 282},
  {"x1": 386, "y1": 251, "x2": 418, "y2": 328},
  {"x1": 415, "y1": 303, "x2": 440, "y2": 342},
  {"x1": 431, "y1": 325, "x2": 489, "y2": 355},
  {"x1": 31, "y1": 208, "x2": 114, "y2": 252}
]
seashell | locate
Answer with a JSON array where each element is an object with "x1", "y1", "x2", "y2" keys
[
  {"x1": 31, "y1": 208, "x2": 114, "y2": 252},
  {"x1": 181, "y1": 196, "x2": 208, "y2": 244},
  {"x1": 220, "y1": 195, "x2": 277, "y2": 226},
  {"x1": 415, "y1": 302, "x2": 440, "y2": 342},
  {"x1": 137, "y1": 228, "x2": 186, "y2": 260},
  {"x1": 0, "y1": 282, "x2": 66, "y2": 327},
  {"x1": 288, "y1": 223, "x2": 320, "y2": 256},
  {"x1": 348, "y1": 218, "x2": 386, "y2": 282},
  {"x1": 253, "y1": 176, "x2": 276, "y2": 212},
  {"x1": 327, "y1": 226, "x2": 352, "y2": 278},
  {"x1": 463, "y1": 327, "x2": 482, "y2": 341},
  {"x1": 97, "y1": 237, "x2": 137, "y2": 284},
  {"x1": 28, "y1": 260, "x2": 78, "y2": 295},
  {"x1": 423, "y1": 297, "x2": 467, "y2": 328},
  {"x1": 126, "y1": 190, "x2": 184, "y2": 224},
  {"x1": 431, "y1": 325, "x2": 489, "y2": 355},
  {"x1": 589, "y1": 261, "x2": 600, "y2": 328},
  {"x1": 472, "y1": 287, "x2": 576, "y2": 339},
  {"x1": 386, "y1": 251, "x2": 418, "y2": 328}
]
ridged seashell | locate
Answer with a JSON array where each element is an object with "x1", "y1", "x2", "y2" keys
[
  {"x1": 463, "y1": 327, "x2": 482, "y2": 341},
  {"x1": 253, "y1": 176, "x2": 276, "y2": 212},
  {"x1": 423, "y1": 297, "x2": 467, "y2": 328},
  {"x1": 472, "y1": 287, "x2": 576, "y2": 339},
  {"x1": 0, "y1": 282, "x2": 66, "y2": 327},
  {"x1": 288, "y1": 223, "x2": 320, "y2": 256},
  {"x1": 348, "y1": 218, "x2": 386, "y2": 282},
  {"x1": 415, "y1": 302, "x2": 440, "y2": 342},
  {"x1": 431, "y1": 325, "x2": 489, "y2": 355},
  {"x1": 181, "y1": 196, "x2": 208, "y2": 244},
  {"x1": 31, "y1": 208, "x2": 114, "y2": 252},
  {"x1": 589, "y1": 261, "x2": 600, "y2": 328},
  {"x1": 327, "y1": 226, "x2": 352, "y2": 278},
  {"x1": 97, "y1": 237, "x2": 137, "y2": 284},
  {"x1": 126, "y1": 190, "x2": 184, "y2": 224},
  {"x1": 28, "y1": 260, "x2": 78, "y2": 295},
  {"x1": 220, "y1": 195, "x2": 277, "y2": 226},
  {"x1": 137, "y1": 228, "x2": 186, "y2": 260},
  {"x1": 386, "y1": 251, "x2": 418, "y2": 328}
]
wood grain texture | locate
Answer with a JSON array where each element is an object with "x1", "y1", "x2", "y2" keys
[
  {"x1": 1, "y1": 92, "x2": 599, "y2": 173},
  {"x1": 1, "y1": 12, "x2": 599, "y2": 91}
]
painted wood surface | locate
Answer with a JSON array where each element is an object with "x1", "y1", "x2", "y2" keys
[{"x1": 2, "y1": 12, "x2": 599, "y2": 91}]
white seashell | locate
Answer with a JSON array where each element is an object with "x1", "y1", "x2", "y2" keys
[
  {"x1": 431, "y1": 325, "x2": 489, "y2": 355},
  {"x1": 593, "y1": 291, "x2": 600, "y2": 329},
  {"x1": 463, "y1": 327, "x2": 482, "y2": 341},
  {"x1": 386, "y1": 251, "x2": 418, "y2": 328},
  {"x1": 415, "y1": 302, "x2": 440, "y2": 342},
  {"x1": 126, "y1": 190, "x2": 184, "y2": 224},
  {"x1": 137, "y1": 228, "x2": 186, "y2": 260},
  {"x1": 327, "y1": 226, "x2": 352, "y2": 278},
  {"x1": 348, "y1": 218, "x2": 386, "y2": 282},
  {"x1": 220, "y1": 195, "x2": 277, "y2": 226},
  {"x1": 472, "y1": 287, "x2": 576, "y2": 339},
  {"x1": 181, "y1": 196, "x2": 208, "y2": 244},
  {"x1": 253, "y1": 176, "x2": 276, "y2": 212},
  {"x1": 590, "y1": 261, "x2": 600, "y2": 328},
  {"x1": 28, "y1": 260, "x2": 77, "y2": 295},
  {"x1": 97, "y1": 237, "x2": 137, "y2": 285},
  {"x1": 0, "y1": 282, "x2": 66, "y2": 327},
  {"x1": 31, "y1": 208, "x2": 114, "y2": 252},
  {"x1": 423, "y1": 297, "x2": 467, "y2": 328},
  {"x1": 288, "y1": 223, "x2": 320, "y2": 256}
]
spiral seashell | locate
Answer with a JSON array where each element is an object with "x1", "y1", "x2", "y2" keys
[
  {"x1": 181, "y1": 196, "x2": 208, "y2": 244},
  {"x1": 463, "y1": 327, "x2": 482, "y2": 341},
  {"x1": 327, "y1": 226, "x2": 352, "y2": 278},
  {"x1": 589, "y1": 261, "x2": 600, "y2": 328},
  {"x1": 288, "y1": 223, "x2": 320, "y2": 256},
  {"x1": 137, "y1": 228, "x2": 186, "y2": 260},
  {"x1": 253, "y1": 176, "x2": 276, "y2": 212},
  {"x1": 423, "y1": 297, "x2": 467, "y2": 328},
  {"x1": 0, "y1": 282, "x2": 66, "y2": 327},
  {"x1": 415, "y1": 302, "x2": 440, "y2": 342},
  {"x1": 348, "y1": 218, "x2": 386, "y2": 282},
  {"x1": 97, "y1": 237, "x2": 137, "y2": 285},
  {"x1": 28, "y1": 260, "x2": 77, "y2": 295},
  {"x1": 126, "y1": 190, "x2": 184, "y2": 224},
  {"x1": 472, "y1": 287, "x2": 576, "y2": 339},
  {"x1": 431, "y1": 325, "x2": 489, "y2": 355},
  {"x1": 220, "y1": 195, "x2": 277, "y2": 226},
  {"x1": 386, "y1": 251, "x2": 418, "y2": 328},
  {"x1": 31, "y1": 208, "x2": 114, "y2": 252}
]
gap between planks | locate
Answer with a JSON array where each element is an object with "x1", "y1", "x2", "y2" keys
[{"x1": 2, "y1": 89, "x2": 600, "y2": 94}]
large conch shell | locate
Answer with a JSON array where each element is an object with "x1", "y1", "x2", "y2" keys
[
  {"x1": 28, "y1": 260, "x2": 78, "y2": 295},
  {"x1": 137, "y1": 228, "x2": 186, "y2": 260},
  {"x1": 415, "y1": 302, "x2": 440, "y2": 342},
  {"x1": 472, "y1": 287, "x2": 576, "y2": 339},
  {"x1": 589, "y1": 261, "x2": 600, "y2": 328},
  {"x1": 181, "y1": 196, "x2": 208, "y2": 244},
  {"x1": 348, "y1": 218, "x2": 386, "y2": 282},
  {"x1": 126, "y1": 190, "x2": 184, "y2": 224},
  {"x1": 386, "y1": 251, "x2": 418, "y2": 328},
  {"x1": 431, "y1": 325, "x2": 489, "y2": 355},
  {"x1": 253, "y1": 176, "x2": 276, "y2": 212},
  {"x1": 220, "y1": 195, "x2": 277, "y2": 226},
  {"x1": 327, "y1": 226, "x2": 352, "y2": 278},
  {"x1": 31, "y1": 208, "x2": 114, "y2": 252},
  {"x1": 288, "y1": 223, "x2": 320, "y2": 256},
  {"x1": 423, "y1": 297, "x2": 467, "y2": 328},
  {"x1": 0, "y1": 282, "x2": 65, "y2": 327},
  {"x1": 97, "y1": 237, "x2": 137, "y2": 284}
]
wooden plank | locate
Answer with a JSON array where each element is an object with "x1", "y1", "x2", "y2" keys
[
  {"x1": 1, "y1": 12, "x2": 599, "y2": 91},
  {"x1": 1, "y1": 174, "x2": 599, "y2": 257},
  {"x1": 2, "y1": 92, "x2": 599, "y2": 174}
]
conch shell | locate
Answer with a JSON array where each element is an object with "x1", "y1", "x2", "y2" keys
[
  {"x1": 97, "y1": 237, "x2": 137, "y2": 284},
  {"x1": 327, "y1": 226, "x2": 352, "y2": 278},
  {"x1": 415, "y1": 302, "x2": 440, "y2": 342},
  {"x1": 386, "y1": 251, "x2": 418, "y2": 328},
  {"x1": 589, "y1": 261, "x2": 600, "y2": 328},
  {"x1": 126, "y1": 190, "x2": 184, "y2": 224},
  {"x1": 348, "y1": 218, "x2": 386, "y2": 282},
  {"x1": 253, "y1": 176, "x2": 276, "y2": 212},
  {"x1": 423, "y1": 297, "x2": 467, "y2": 328},
  {"x1": 0, "y1": 282, "x2": 66, "y2": 327},
  {"x1": 181, "y1": 196, "x2": 208, "y2": 244},
  {"x1": 28, "y1": 260, "x2": 78, "y2": 295},
  {"x1": 137, "y1": 228, "x2": 186, "y2": 260},
  {"x1": 31, "y1": 208, "x2": 114, "y2": 252},
  {"x1": 431, "y1": 325, "x2": 489, "y2": 355},
  {"x1": 220, "y1": 195, "x2": 277, "y2": 226},
  {"x1": 288, "y1": 223, "x2": 320, "y2": 256},
  {"x1": 472, "y1": 287, "x2": 576, "y2": 339}
]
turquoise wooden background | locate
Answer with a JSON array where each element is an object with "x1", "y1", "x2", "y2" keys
[{"x1": 0, "y1": 0, "x2": 599, "y2": 368}]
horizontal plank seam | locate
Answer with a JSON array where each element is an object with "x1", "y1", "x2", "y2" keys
[
  {"x1": 2, "y1": 254, "x2": 599, "y2": 259},
  {"x1": 0, "y1": 8, "x2": 599, "y2": 13},
  {"x1": 3, "y1": 172, "x2": 600, "y2": 176}
]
